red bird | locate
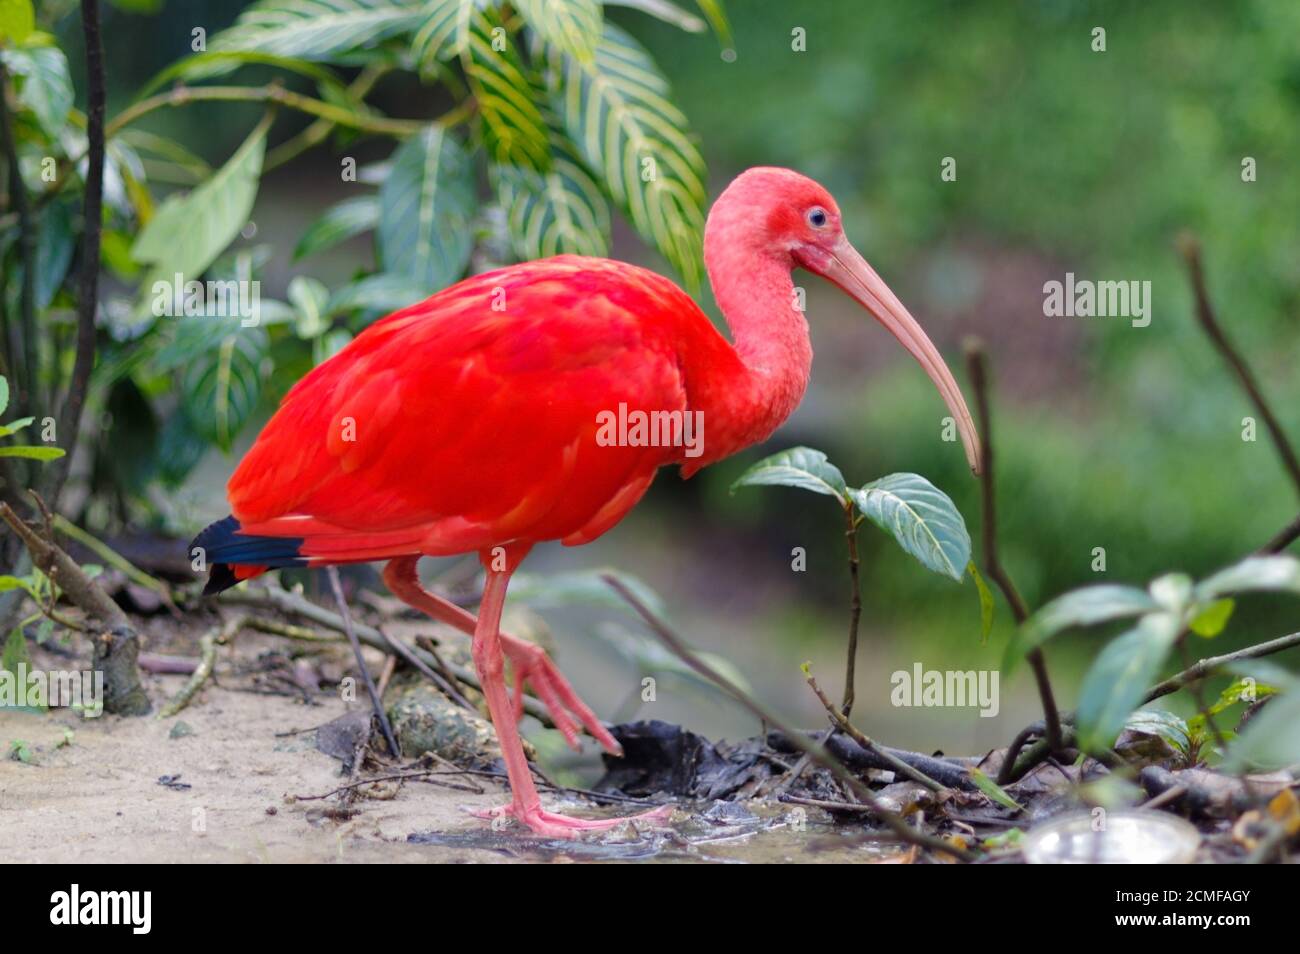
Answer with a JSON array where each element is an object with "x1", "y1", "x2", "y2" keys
[{"x1": 195, "y1": 167, "x2": 981, "y2": 837}]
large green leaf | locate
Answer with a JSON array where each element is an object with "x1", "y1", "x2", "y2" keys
[
  {"x1": 178, "y1": 322, "x2": 269, "y2": 452},
  {"x1": 730, "y1": 446, "x2": 848, "y2": 505},
  {"x1": 463, "y1": 7, "x2": 551, "y2": 171},
  {"x1": 847, "y1": 473, "x2": 970, "y2": 582},
  {"x1": 1075, "y1": 612, "x2": 1182, "y2": 753},
  {"x1": 325, "y1": 273, "x2": 429, "y2": 317},
  {"x1": 210, "y1": 0, "x2": 425, "y2": 62},
  {"x1": 516, "y1": 0, "x2": 601, "y2": 62},
  {"x1": 139, "y1": 50, "x2": 350, "y2": 97},
  {"x1": 0, "y1": 0, "x2": 35, "y2": 44},
  {"x1": 131, "y1": 121, "x2": 268, "y2": 318},
  {"x1": 294, "y1": 194, "x2": 379, "y2": 260},
  {"x1": 1003, "y1": 583, "x2": 1158, "y2": 672},
  {"x1": 0, "y1": 376, "x2": 8, "y2": 415},
  {"x1": 377, "y1": 127, "x2": 477, "y2": 290},
  {"x1": 0, "y1": 445, "x2": 63, "y2": 460},
  {"x1": 34, "y1": 199, "x2": 74, "y2": 308},
  {"x1": 492, "y1": 119, "x2": 610, "y2": 259},
  {"x1": 603, "y1": 0, "x2": 706, "y2": 33},
  {"x1": 0, "y1": 44, "x2": 73, "y2": 137},
  {"x1": 1195, "y1": 555, "x2": 1300, "y2": 602},
  {"x1": 543, "y1": 21, "x2": 707, "y2": 289},
  {"x1": 411, "y1": 0, "x2": 475, "y2": 64},
  {"x1": 1222, "y1": 689, "x2": 1300, "y2": 772}
]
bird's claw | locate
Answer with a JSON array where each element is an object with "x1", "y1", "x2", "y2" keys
[
  {"x1": 473, "y1": 802, "x2": 673, "y2": 839},
  {"x1": 500, "y1": 634, "x2": 623, "y2": 756}
]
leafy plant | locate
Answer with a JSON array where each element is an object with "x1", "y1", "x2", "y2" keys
[
  {"x1": 1005, "y1": 554, "x2": 1300, "y2": 755},
  {"x1": 0, "y1": 376, "x2": 63, "y2": 461},
  {"x1": 0, "y1": 0, "x2": 727, "y2": 524},
  {"x1": 731, "y1": 445, "x2": 984, "y2": 618}
]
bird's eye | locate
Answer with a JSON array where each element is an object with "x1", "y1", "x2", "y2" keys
[{"x1": 807, "y1": 207, "x2": 829, "y2": 229}]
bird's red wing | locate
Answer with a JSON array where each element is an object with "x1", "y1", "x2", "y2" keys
[{"x1": 228, "y1": 258, "x2": 695, "y2": 555}]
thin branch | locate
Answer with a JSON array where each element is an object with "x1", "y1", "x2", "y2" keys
[
  {"x1": 964, "y1": 339, "x2": 1064, "y2": 765},
  {"x1": 602, "y1": 574, "x2": 975, "y2": 862},
  {"x1": 1178, "y1": 235, "x2": 1300, "y2": 498},
  {"x1": 326, "y1": 566, "x2": 400, "y2": 759},
  {"x1": 43, "y1": 0, "x2": 106, "y2": 509},
  {"x1": 1259, "y1": 512, "x2": 1300, "y2": 555},
  {"x1": 1142, "y1": 630, "x2": 1300, "y2": 704},
  {"x1": 106, "y1": 83, "x2": 425, "y2": 143},
  {"x1": 841, "y1": 505, "x2": 862, "y2": 716},
  {"x1": 805, "y1": 669, "x2": 948, "y2": 794},
  {"x1": 159, "y1": 614, "x2": 243, "y2": 718}
]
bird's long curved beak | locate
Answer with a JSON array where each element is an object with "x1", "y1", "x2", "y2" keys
[{"x1": 815, "y1": 239, "x2": 983, "y2": 475}]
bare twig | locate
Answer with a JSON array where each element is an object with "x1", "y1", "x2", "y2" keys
[
  {"x1": 1259, "y1": 512, "x2": 1300, "y2": 555},
  {"x1": 964, "y1": 340, "x2": 1063, "y2": 767},
  {"x1": 159, "y1": 614, "x2": 243, "y2": 718},
  {"x1": 52, "y1": 514, "x2": 178, "y2": 614},
  {"x1": 602, "y1": 574, "x2": 974, "y2": 862},
  {"x1": 326, "y1": 566, "x2": 400, "y2": 759},
  {"x1": 1143, "y1": 631, "x2": 1300, "y2": 704},
  {"x1": 805, "y1": 669, "x2": 948, "y2": 794},
  {"x1": 1178, "y1": 236, "x2": 1300, "y2": 499}
]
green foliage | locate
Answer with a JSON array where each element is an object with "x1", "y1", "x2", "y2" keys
[
  {"x1": 0, "y1": 375, "x2": 64, "y2": 461},
  {"x1": 377, "y1": 127, "x2": 477, "y2": 290},
  {"x1": 1008, "y1": 554, "x2": 1300, "y2": 755},
  {"x1": 848, "y1": 473, "x2": 971, "y2": 582}
]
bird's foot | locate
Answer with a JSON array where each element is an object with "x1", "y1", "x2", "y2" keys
[
  {"x1": 474, "y1": 802, "x2": 673, "y2": 840},
  {"x1": 499, "y1": 634, "x2": 623, "y2": 755}
]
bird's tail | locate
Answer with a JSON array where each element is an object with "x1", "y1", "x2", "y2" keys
[{"x1": 191, "y1": 515, "x2": 306, "y2": 595}]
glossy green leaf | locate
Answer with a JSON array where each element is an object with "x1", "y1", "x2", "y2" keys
[
  {"x1": 0, "y1": 445, "x2": 64, "y2": 460},
  {"x1": 848, "y1": 473, "x2": 971, "y2": 582},
  {"x1": 325, "y1": 273, "x2": 429, "y2": 317},
  {"x1": 1003, "y1": 584, "x2": 1158, "y2": 672},
  {"x1": 543, "y1": 21, "x2": 707, "y2": 289},
  {"x1": 604, "y1": 0, "x2": 706, "y2": 33},
  {"x1": 1223, "y1": 689, "x2": 1300, "y2": 772},
  {"x1": 294, "y1": 194, "x2": 379, "y2": 260},
  {"x1": 730, "y1": 446, "x2": 848, "y2": 505},
  {"x1": 1075, "y1": 612, "x2": 1182, "y2": 753},
  {"x1": 0, "y1": 44, "x2": 73, "y2": 136},
  {"x1": 1123, "y1": 709, "x2": 1190, "y2": 753},
  {"x1": 178, "y1": 323, "x2": 269, "y2": 452},
  {"x1": 970, "y1": 560, "x2": 994, "y2": 644},
  {"x1": 492, "y1": 120, "x2": 610, "y2": 259},
  {"x1": 0, "y1": 375, "x2": 8, "y2": 416},
  {"x1": 516, "y1": 0, "x2": 601, "y2": 63},
  {"x1": 1188, "y1": 597, "x2": 1234, "y2": 638},
  {"x1": 377, "y1": 127, "x2": 477, "y2": 290},
  {"x1": 463, "y1": 7, "x2": 551, "y2": 171},
  {"x1": 0, "y1": 415, "x2": 33, "y2": 437},
  {"x1": 131, "y1": 121, "x2": 268, "y2": 318},
  {"x1": 968, "y1": 766, "x2": 1022, "y2": 811},
  {"x1": 209, "y1": 0, "x2": 425, "y2": 62},
  {"x1": 0, "y1": 0, "x2": 34, "y2": 45},
  {"x1": 1195, "y1": 555, "x2": 1300, "y2": 602},
  {"x1": 411, "y1": 0, "x2": 475, "y2": 65}
]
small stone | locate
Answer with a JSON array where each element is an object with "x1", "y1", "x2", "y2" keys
[{"x1": 169, "y1": 720, "x2": 194, "y2": 739}]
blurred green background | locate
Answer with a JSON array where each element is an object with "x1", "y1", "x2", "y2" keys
[{"x1": 69, "y1": 0, "x2": 1300, "y2": 753}]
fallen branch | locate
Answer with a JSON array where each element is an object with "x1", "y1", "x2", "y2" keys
[
  {"x1": 52, "y1": 514, "x2": 178, "y2": 614},
  {"x1": 603, "y1": 574, "x2": 975, "y2": 862},
  {"x1": 159, "y1": 614, "x2": 244, "y2": 718},
  {"x1": 327, "y1": 566, "x2": 400, "y2": 759},
  {"x1": 805, "y1": 668, "x2": 948, "y2": 794}
]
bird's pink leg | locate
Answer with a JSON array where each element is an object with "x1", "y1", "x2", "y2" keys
[
  {"x1": 382, "y1": 556, "x2": 621, "y2": 754},
  {"x1": 421, "y1": 549, "x2": 668, "y2": 838}
]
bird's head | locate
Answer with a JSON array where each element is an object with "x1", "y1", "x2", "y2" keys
[{"x1": 709, "y1": 167, "x2": 983, "y2": 474}]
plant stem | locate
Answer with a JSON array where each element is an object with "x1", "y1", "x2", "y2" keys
[
  {"x1": 963, "y1": 340, "x2": 1064, "y2": 765},
  {"x1": 106, "y1": 83, "x2": 426, "y2": 143},
  {"x1": 1259, "y1": 511, "x2": 1300, "y2": 555},
  {"x1": 806, "y1": 669, "x2": 948, "y2": 793},
  {"x1": 43, "y1": 0, "x2": 106, "y2": 511},
  {"x1": 1178, "y1": 235, "x2": 1300, "y2": 499},
  {"x1": 0, "y1": 61, "x2": 37, "y2": 414},
  {"x1": 1143, "y1": 630, "x2": 1300, "y2": 703},
  {"x1": 841, "y1": 505, "x2": 861, "y2": 716}
]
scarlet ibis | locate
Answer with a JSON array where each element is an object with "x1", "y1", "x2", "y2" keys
[{"x1": 194, "y1": 167, "x2": 982, "y2": 837}]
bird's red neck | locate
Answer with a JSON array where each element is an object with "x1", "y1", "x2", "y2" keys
[{"x1": 682, "y1": 221, "x2": 813, "y2": 475}]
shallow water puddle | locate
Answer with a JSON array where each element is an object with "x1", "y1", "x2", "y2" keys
[{"x1": 407, "y1": 799, "x2": 908, "y2": 863}]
